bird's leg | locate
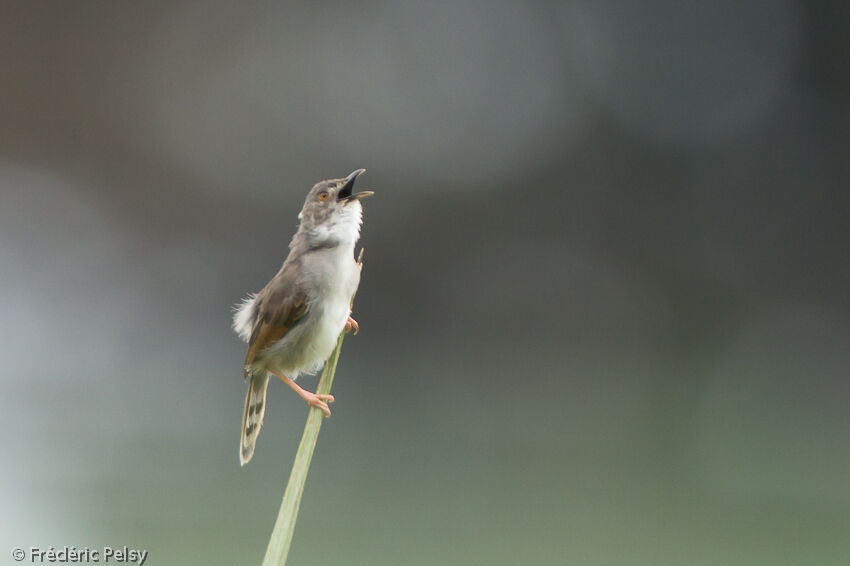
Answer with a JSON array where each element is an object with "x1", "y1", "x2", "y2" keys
[
  {"x1": 344, "y1": 315, "x2": 359, "y2": 335},
  {"x1": 272, "y1": 372, "x2": 335, "y2": 417}
]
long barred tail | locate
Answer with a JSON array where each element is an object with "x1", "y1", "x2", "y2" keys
[{"x1": 240, "y1": 372, "x2": 270, "y2": 465}]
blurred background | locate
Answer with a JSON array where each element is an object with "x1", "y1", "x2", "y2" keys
[{"x1": 2, "y1": 1, "x2": 848, "y2": 564}]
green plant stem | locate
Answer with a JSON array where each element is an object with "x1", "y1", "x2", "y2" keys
[
  {"x1": 263, "y1": 250, "x2": 363, "y2": 565},
  {"x1": 262, "y1": 331, "x2": 345, "y2": 566}
]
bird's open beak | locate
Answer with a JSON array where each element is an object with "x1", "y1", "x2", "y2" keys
[{"x1": 338, "y1": 169, "x2": 374, "y2": 202}]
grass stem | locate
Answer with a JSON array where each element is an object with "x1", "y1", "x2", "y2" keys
[
  {"x1": 262, "y1": 250, "x2": 363, "y2": 565},
  {"x1": 261, "y1": 332, "x2": 345, "y2": 565}
]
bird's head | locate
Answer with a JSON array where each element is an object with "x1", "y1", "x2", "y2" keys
[{"x1": 296, "y1": 169, "x2": 373, "y2": 247}]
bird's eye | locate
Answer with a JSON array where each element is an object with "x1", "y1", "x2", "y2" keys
[{"x1": 318, "y1": 191, "x2": 330, "y2": 201}]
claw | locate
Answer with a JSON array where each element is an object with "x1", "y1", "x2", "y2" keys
[
  {"x1": 345, "y1": 316, "x2": 359, "y2": 335},
  {"x1": 304, "y1": 392, "x2": 334, "y2": 417},
  {"x1": 273, "y1": 371, "x2": 336, "y2": 418}
]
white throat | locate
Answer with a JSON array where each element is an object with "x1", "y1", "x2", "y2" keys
[{"x1": 305, "y1": 202, "x2": 363, "y2": 248}]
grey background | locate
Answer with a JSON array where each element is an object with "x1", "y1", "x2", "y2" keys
[{"x1": 2, "y1": 1, "x2": 848, "y2": 565}]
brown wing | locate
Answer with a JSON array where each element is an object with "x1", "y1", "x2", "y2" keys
[{"x1": 243, "y1": 262, "x2": 310, "y2": 379}]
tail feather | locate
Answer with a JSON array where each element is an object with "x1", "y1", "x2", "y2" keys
[{"x1": 240, "y1": 373, "x2": 270, "y2": 465}]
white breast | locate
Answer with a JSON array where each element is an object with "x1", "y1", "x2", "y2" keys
[{"x1": 281, "y1": 247, "x2": 359, "y2": 375}]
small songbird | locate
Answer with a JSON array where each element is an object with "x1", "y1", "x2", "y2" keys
[{"x1": 232, "y1": 169, "x2": 373, "y2": 465}]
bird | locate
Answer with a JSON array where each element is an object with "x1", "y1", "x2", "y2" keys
[{"x1": 232, "y1": 169, "x2": 373, "y2": 465}]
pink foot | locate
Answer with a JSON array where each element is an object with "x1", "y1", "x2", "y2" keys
[
  {"x1": 303, "y1": 392, "x2": 335, "y2": 417},
  {"x1": 274, "y1": 372, "x2": 336, "y2": 418},
  {"x1": 345, "y1": 316, "x2": 359, "y2": 335}
]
